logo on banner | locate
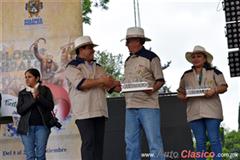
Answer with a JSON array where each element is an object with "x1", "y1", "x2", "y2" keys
[{"x1": 24, "y1": 0, "x2": 43, "y2": 25}]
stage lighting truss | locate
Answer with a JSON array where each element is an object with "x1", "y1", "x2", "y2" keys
[
  {"x1": 226, "y1": 21, "x2": 240, "y2": 49},
  {"x1": 224, "y1": 0, "x2": 240, "y2": 22},
  {"x1": 228, "y1": 49, "x2": 240, "y2": 77}
]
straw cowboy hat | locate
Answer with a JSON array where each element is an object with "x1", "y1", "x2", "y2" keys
[
  {"x1": 70, "y1": 36, "x2": 98, "y2": 55},
  {"x1": 121, "y1": 27, "x2": 151, "y2": 41},
  {"x1": 185, "y1": 45, "x2": 213, "y2": 63}
]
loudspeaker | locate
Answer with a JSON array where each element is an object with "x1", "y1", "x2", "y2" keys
[{"x1": 103, "y1": 96, "x2": 193, "y2": 160}]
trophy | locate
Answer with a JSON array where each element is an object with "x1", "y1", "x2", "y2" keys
[
  {"x1": 186, "y1": 87, "x2": 210, "y2": 97},
  {"x1": 120, "y1": 77, "x2": 153, "y2": 93}
]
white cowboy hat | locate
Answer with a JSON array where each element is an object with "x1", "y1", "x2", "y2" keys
[
  {"x1": 70, "y1": 36, "x2": 98, "y2": 55},
  {"x1": 185, "y1": 45, "x2": 213, "y2": 63},
  {"x1": 121, "y1": 27, "x2": 151, "y2": 41}
]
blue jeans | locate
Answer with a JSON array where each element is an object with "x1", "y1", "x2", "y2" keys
[
  {"x1": 21, "y1": 125, "x2": 50, "y2": 160},
  {"x1": 125, "y1": 108, "x2": 165, "y2": 160},
  {"x1": 189, "y1": 118, "x2": 222, "y2": 160}
]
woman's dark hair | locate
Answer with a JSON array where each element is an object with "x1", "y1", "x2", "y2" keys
[
  {"x1": 204, "y1": 62, "x2": 212, "y2": 69},
  {"x1": 203, "y1": 54, "x2": 214, "y2": 69},
  {"x1": 25, "y1": 68, "x2": 42, "y2": 83}
]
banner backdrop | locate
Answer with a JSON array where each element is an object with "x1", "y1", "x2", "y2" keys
[{"x1": 0, "y1": 0, "x2": 83, "y2": 159}]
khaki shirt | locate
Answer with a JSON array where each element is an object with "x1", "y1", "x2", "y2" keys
[
  {"x1": 124, "y1": 47, "x2": 165, "y2": 108},
  {"x1": 178, "y1": 67, "x2": 228, "y2": 122},
  {"x1": 65, "y1": 57, "x2": 108, "y2": 120}
]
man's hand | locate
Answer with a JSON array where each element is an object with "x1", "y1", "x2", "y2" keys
[
  {"x1": 99, "y1": 76, "x2": 115, "y2": 89},
  {"x1": 113, "y1": 81, "x2": 122, "y2": 92}
]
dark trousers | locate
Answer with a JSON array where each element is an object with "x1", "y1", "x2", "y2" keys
[{"x1": 75, "y1": 117, "x2": 106, "y2": 160}]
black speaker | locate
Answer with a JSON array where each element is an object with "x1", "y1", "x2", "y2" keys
[
  {"x1": 104, "y1": 97, "x2": 126, "y2": 160},
  {"x1": 0, "y1": 116, "x2": 13, "y2": 124},
  {"x1": 228, "y1": 49, "x2": 240, "y2": 77},
  {"x1": 103, "y1": 96, "x2": 194, "y2": 160}
]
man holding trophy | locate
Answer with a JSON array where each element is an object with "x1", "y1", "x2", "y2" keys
[{"x1": 121, "y1": 27, "x2": 165, "y2": 160}]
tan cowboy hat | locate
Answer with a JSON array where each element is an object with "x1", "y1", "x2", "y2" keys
[
  {"x1": 121, "y1": 27, "x2": 151, "y2": 41},
  {"x1": 185, "y1": 45, "x2": 213, "y2": 63},
  {"x1": 70, "y1": 36, "x2": 98, "y2": 55}
]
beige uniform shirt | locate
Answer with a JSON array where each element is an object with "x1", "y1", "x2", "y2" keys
[
  {"x1": 65, "y1": 57, "x2": 108, "y2": 120},
  {"x1": 124, "y1": 47, "x2": 165, "y2": 108},
  {"x1": 178, "y1": 67, "x2": 228, "y2": 122}
]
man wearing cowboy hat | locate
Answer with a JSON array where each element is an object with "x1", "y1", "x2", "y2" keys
[
  {"x1": 65, "y1": 35, "x2": 120, "y2": 160},
  {"x1": 122, "y1": 27, "x2": 165, "y2": 160},
  {"x1": 177, "y1": 45, "x2": 228, "y2": 160}
]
